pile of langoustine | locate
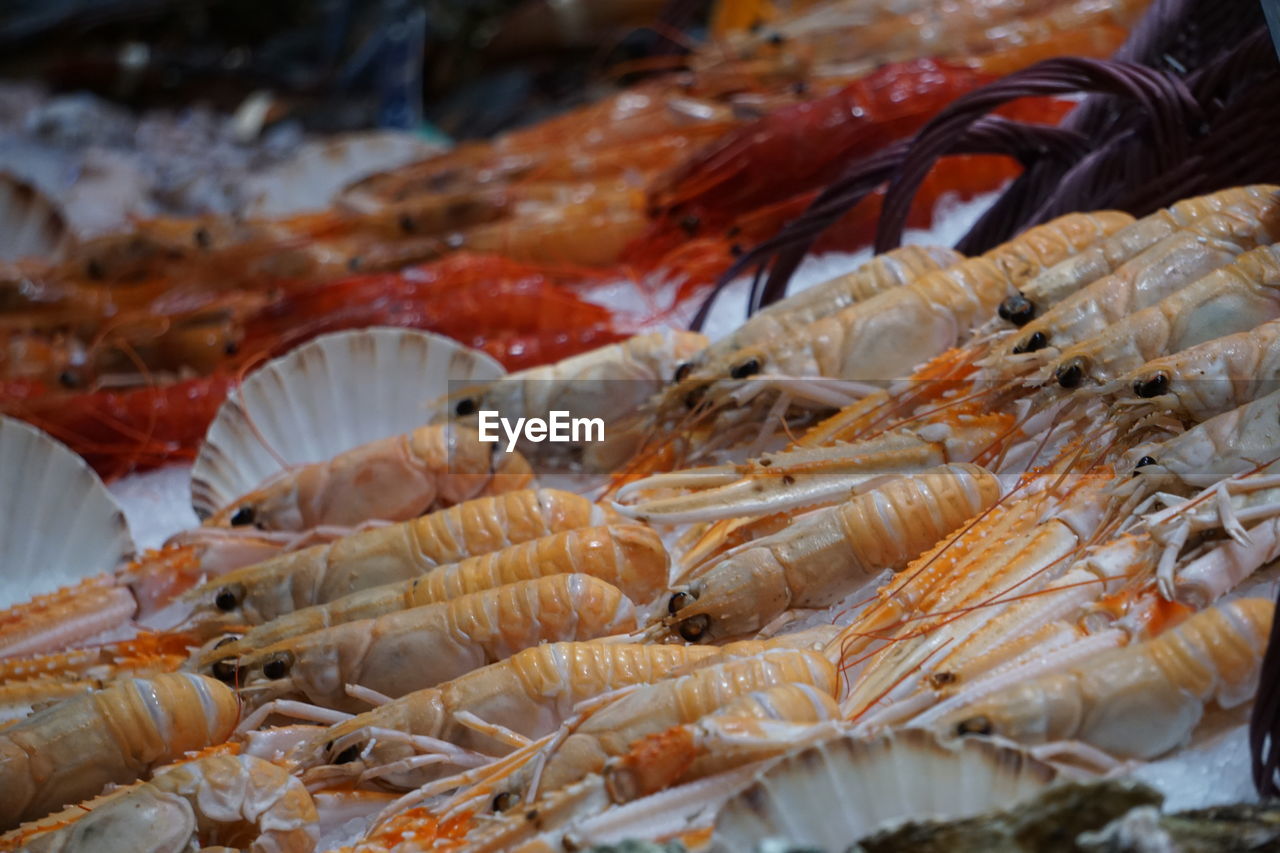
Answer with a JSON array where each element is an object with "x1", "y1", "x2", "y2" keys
[
  {"x1": 0, "y1": 0, "x2": 1145, "y2": 481},
  {"x1": 6, "y1": 182, "x2": 1280, "y2": 851}
]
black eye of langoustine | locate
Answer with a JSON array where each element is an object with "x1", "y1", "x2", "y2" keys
[
  {"x1": 262, "y1": 653, "x2": 291, "y2": 680},
  {"x1": 214, "y1": 587, "x2": 240, "y2": 612},
  {"x1": 673, "y1": 362, "x2": 694, "y2": 383},
  {"x1": 997, "y1": 293, "x2": 1035, "y2": 326},
  {"x1": 668, "y1": 590, "x2": 696, "y2": 614},
  {"x1": 333, "y1": 745, "x2": 361, "y2": 765},
  {"x1": 1055, "y1": 359, "x2": 1084, "y2": 389},
  {"x1": 455, "y1": 398, "x2": 478, "y2": 417},
  {"x1": 1136, "y1": 455, "x2": 1157, "y2": 469},
  {"x1": 211, "y1": 659, "x2": 239, "y2": 684},
  {"x1": 492, "y1": 792, "x2": 519, "y2": 812},
  {"x1": 678, "y1": 614, "x2": 711, "y2": 642},
  {"x1": 229, "y1": 506, "x2": 255, "y2": 527},
  {"x1": 730, "y1": 358, "x2": 761, "y2": 379},
  {"x1": 955, "y1": 715, "x2": 993, "y2": 736},
  {"x1": 1011, "y1": 331, "x2": 1047, "y2": 355},
  {"x1": 1133, "y1": 372, "x2": 1169, "y2": 398}
]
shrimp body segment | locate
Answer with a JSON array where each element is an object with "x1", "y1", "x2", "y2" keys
[
  {"x1": 1047, "y1": 243, "x2": 1280, "y2": 388},
  {"x1": 235, "y1": 574, "x2": 637, "y2": 712},
  {"x1": 0, "y1": 673, "x2": 239, "y2": 830},
  {"x1": 182, "y1": 488, "x2": 608, "y2": 630},
  {"x1": 690, "y1": 245, "x2": 962, "y2": 372},
  {"x1": 604, "y1": 683, "x2": 842, "y2": 803},
  {"x1": 484, "y1": 648, "x2": 838, "y2": 807},
  {"x1": 207, "y1": 424, "x2": 533, "y2": 531},
  {"x1": 754, "y1": 212, "x2": 1129, "y2": 381},
  {"x1": 297, "y1": 642, "x2": 725, "y2": 791},
  {"x1": 1109, "y1": 319, "x2": 1280, "y2": 425},
  {"x1": 198, "y1": 523, "x2": 666, "y2": 664},
  {"x1": 1004, "y1": 186, "x2": 1280, "y2": 363},
  {"x1": 7, "y1": 753, "x2": 318, "y2": 853},
  {"x1": 664, "y1": 463, "x2": 1003, "y2": 643},
  {"x1": 938, "y1": 597, "x2": 1273, "y2": 758}
]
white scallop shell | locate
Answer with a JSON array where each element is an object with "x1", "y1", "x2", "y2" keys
[
  {"x1": 712, "y1": 730, "x2": 1060, "y2": 852},
  {"x1": 190, "y1": 328, "x2": 506, "y2": 517},
  {"x1": 0, "y1": 416, "x2": 134, "y2": 608},
  {"x1": 0, "y1": 171, "x2": 68, "y2": 261}
]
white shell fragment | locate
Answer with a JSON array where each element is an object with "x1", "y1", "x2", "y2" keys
[
  {"x1": 712, "y1": 729, "x2": 1059, "y2": 852},
  {"x1": 190, "y1": 327, "x2": 506, "y2": 517},
  {"x1": 0, "y1": 416, "x2": 134, "y2": 608}
]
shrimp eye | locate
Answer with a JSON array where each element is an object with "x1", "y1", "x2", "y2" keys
[
  {"x1": 214, "y1": 585, "x2": 243, "y2": 612},
  {"x1": 730, "y1": 358, "x2": 761, "y2": 379},
  {"x1": 997, "y1": 293, "x2": 1035, "y2": 326},
  {"x1": 679, "y1": 214, "x2": 701, "y2": 235},
  {"x1": 58, "y1": 370, "x2": 81, "y2": 389},
  {"x1": 1055, "y1": 359, "x2": 1085, "y2": 389},
  {"x1": 1011, "y1": 331, "x2": 1047, "y2": 354},
  {"x1": 492, "y1": 792, "x2": 520, "y2": 812},
  {"x1": 955, "y1": 715, "x2": 993, "y2": 736},
  {"x1": 1135, "y1": 455, "x2": 1157, "y2": 470},
  {"x1": 210, "y1": 659, "x2": 239, "y2": 684},
  {"x1": 929, "y1": 671, "x2": 957, "y2": 688},
  {"x1": 261, "y1": 652, "x2": 293, "y2": 680},
  {"x1": 194, "y1": 227, "x2": 212, "y2": 248},
  {"x1": 1134, "y1": 372, "x2": 1169, "y2": 398},
  {"x1": 678, "y1": 614, "x2": 711, "y2": 642},
  {"x1": 333, "y1": 745, "x2": 361, "y2": 765},
  {"x1": 398, "y1": 213, "x2": 416, "y2": 234},
  {"x1": 229, "y1": 506, "x2": 255, "y2": 527},
  {"x1": 668, "y1": 590, "x2": 697, "y2": 614},
  {"x1": 673, "y1": 362, "x2": 694, "y2": 383},
  {"x1": 86, "y1": 258, "x2": 105, "y2": 280},
  {"x1": 455, "y1": 397, "x2": 478, "y2": 417}
]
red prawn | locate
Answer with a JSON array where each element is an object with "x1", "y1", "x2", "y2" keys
[
  {"x1": 2, "y1": 374, "x2": 237, "y2": 479},
  {"x1": 649, "y1": 58, "x2": 999, "y2": 219}
]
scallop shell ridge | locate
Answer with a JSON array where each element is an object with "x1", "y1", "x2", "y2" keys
[
  {"x1": 0, "y1": 416, "x2": 134, "y2": 608},
  {"x1": 712, "y1": 729, "x2": 1059, "y2": 852},
  {"x1": 190, "y1": 328, "x2": 506, "y2": 517}
]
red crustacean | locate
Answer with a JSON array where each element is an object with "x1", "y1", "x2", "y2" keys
[
  {"x1": 648, "y1": 58, "x2": 999, "y2": 220},
  {"x1": 3, "y1": 374, "x2": 237, "y2": 479}
]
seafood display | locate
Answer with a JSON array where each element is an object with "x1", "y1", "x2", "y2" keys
[
  {"x1": 5, "y1": 0, "x2": 1280, "y2": 851},
  {"x1": 3, "y1": 174, "x2": 1280, "y2": 850},
  {"x1": 0, "y1": 0, "x2": 1146, "y2": 480}
]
